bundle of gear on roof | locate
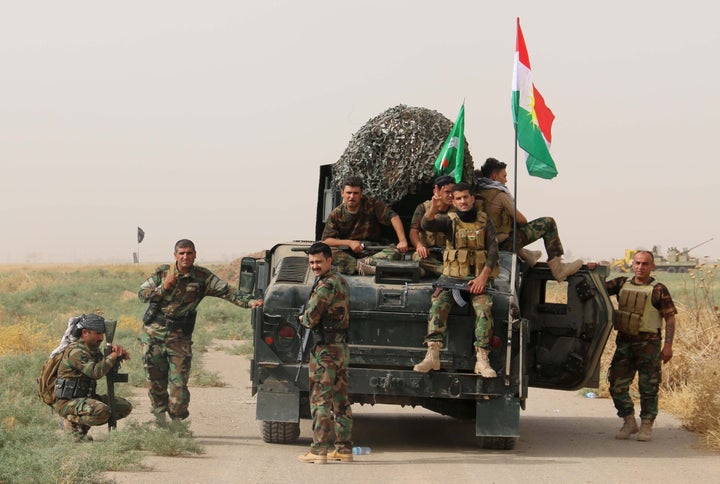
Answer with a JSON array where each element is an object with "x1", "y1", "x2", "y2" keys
[{"x1": 331, "y1": 104, "x2": 475, "y2": 204}]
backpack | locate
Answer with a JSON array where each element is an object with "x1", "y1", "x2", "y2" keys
[{"x1": 38, "y1": 352, "x2": 64, "y2": 406}]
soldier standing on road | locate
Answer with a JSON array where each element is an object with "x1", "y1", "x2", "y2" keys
[
  {"x1": 409, "y1": 175, "x2": 455, "y2": 277},
  {"x1": 413, "y1": 182, "x2": 500, "y2": 378},
  {"x1": 297, "y1": 242, "x2": 353, "y2": 464},
  {"x1": 138, "y1": 239, "x2": 263, "y2": 422},
  {"x1": 54, "y1": 314, "x2": 132, "y2": 441},
  {"x1": 602, "y1": 250, "x2": 677, "y2": 442},
  {"x1": 322, "y1": 176, "x2": 409, "y2": 275},
  {"x1": 475, "y1": 157, "x2": 582, "y2": 281}
]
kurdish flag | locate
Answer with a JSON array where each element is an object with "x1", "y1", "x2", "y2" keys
[
  {"x1": 512, "y1": 19, "x2": 558, "y2": 180},
  {"x1": 433, "y1": 103, "x2": 465, "y2": 183}
]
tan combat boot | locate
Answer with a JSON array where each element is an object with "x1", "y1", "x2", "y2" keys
[
  {"x1": 327, "y1": 448, "x2": 353, "y2": 462},
  {"x1": 518, "y1": 249, "x2": 542, "y2": 267},
  {"x1": 474, "y1": 347, "x2": 497, "y2": 378},
  {"x1": 547, "y1": 256, "x2": 583, "y2": 282},
  {"x1": 615, "y1": 415, "x2": 639, "y2": 440},
  {"x1": 357, "y1": 257, "x2": 376, "y2": 276},
  {"x1": 413, "y1": 341, "x2": 441, "y2": 373},
  {"x1": 297, "y1": 451, "x2": 327, "y2": 464},
  {"x1": 637, "y1": 419, "x2": 654, "y2": 441}
]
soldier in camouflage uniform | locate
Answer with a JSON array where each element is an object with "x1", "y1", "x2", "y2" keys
[
  {"x1": 413, "y1": 182, "x2": 500, "y2": 378},
  {"x1": 475, "y1": 157, "x2": 582, "y2": 281},
  {"x1": 297, "y1": 242, "x2": 353, "y2": 464},
  {"x1": 322, "y1": 176, "x2": 408, "y2": 275},
  {"x1": 55, "y1": 314, "x2": 132, "y2": 440},
  {"x1": 409, "y1": 175, "x2": 455, "y2": 277},
  {"x1": 603, "y1": 250, "x2": 677, "y2": 442},
  {"x1": 138, "y1": 239, "x2": 263, "y2": 422}
]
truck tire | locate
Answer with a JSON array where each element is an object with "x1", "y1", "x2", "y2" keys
[
  {"x1": 480, "y1": 436, "x2": 517, "y2": 450},
  {"x1": 261, "y1": 421, "x2": 300, "y2": 444}
]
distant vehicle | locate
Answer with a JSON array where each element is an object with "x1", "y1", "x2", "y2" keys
[
  {"x1": 240, "y1": 164, "x2": 614, "y2": 450},
  {"x1": 611, "y1": 238, "x2": 713, "y2": 273}
]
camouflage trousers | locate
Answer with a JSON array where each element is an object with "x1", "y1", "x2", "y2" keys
[
  {"x1": 332, "y1": 247, "x2": 401, "y2": 275},
  {"x1": 608, "y1": 334, "x2": 662, "y2": 421},
  {"x1": 140, "y1": 330, "x2": 193, "y2": 420},
  {"x1": 412, "y1": 251, "x2": 444, "y2": 277},
  {"x1": 56, "y1": 394, "x2": 132, "y2": 427},
  {"x1": 499, "y1": 216, "x2": 564, "y2": 260},
  {"x1": 308, "y1": 343, "x2": 353, "y2": 454},
  {"x1": 424, "y1": 289, "x2": 493, "y2": 348}
]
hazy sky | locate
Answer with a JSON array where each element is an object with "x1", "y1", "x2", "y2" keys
[{"x1": 2, "y1": 1, "x2": 718, "y2": 264}]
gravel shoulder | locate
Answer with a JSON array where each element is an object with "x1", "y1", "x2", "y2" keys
[{"x1": 106, "y1": 341, "x2": 719, "y2": 484}]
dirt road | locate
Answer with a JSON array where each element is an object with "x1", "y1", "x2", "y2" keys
[{"x1": 107, "y1": 341, "x2": 719, "y2": 484}]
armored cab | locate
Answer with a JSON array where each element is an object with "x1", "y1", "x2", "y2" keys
[{"x1": 243, "y1": 164, "x2": 614, "y2": 450}]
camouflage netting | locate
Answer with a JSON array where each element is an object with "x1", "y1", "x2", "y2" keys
[{"x1": 332, "y1": 104, "x2": 474, "y2": 204}]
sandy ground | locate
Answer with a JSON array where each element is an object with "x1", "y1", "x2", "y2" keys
[{"x1": 105, "y1": 341, "x2": 719, "y2": 484}]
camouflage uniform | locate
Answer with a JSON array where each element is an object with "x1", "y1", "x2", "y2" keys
[
  {"x1": 138, "y1": 264, "x2": 258, "y2": 420},
  {"x1": 55, "y1": 340, "x2": 132, "y2": 432},
  {"x1": 301, "y1": 268, "x2": 352, "y2": 455},
  {"x1": 605, "y1": 276, "x2": 677, "y2": 421},
  {"x1": 477, "y1": 186, "x2": 565, "y2": 259},
  {"x1": 421, "y1": 211, "x2": 499, "y2": 348},
  {"x1": 322, "y1": 196, "x2": 401, "y2": 274},
  {"x1": 410, "y1": 200, "x2": 450, "y2": 277}
]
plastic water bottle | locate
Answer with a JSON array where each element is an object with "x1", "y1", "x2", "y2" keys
[
  {"x1": 352, "y1": 446, "x2": 372, "y2": 455},
  {"x1": 585, "y1": 391, "x2": 597, "y2": 399}
]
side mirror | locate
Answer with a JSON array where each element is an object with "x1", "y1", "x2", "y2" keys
[{"x1": 239, "y1": 257, "x2": 258, "y2": 296}]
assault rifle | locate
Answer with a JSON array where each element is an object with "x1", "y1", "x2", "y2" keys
[
  {"x1": 432, "y1": 279, "x2": 507, "y2": 307},
  {"x1": 295, "y1": 276, "x2": 321, "y2": 383},
  {"x1": 103, "y1": 320, "x2": 128, "y2": 431}
]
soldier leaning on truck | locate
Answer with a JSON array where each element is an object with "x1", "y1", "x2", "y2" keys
[
  {"x1": 409, "y1": 174, "x2": 455, "y2": 277},
  {"x1": 297, "y1": 242, "x2": 353, "y2": 464},
  {"x1": 602, "y1": 250, "x2": 677, "y2": 442},
  {"x1": 322, "y1": 175, "x2": 408, "y2": 276},
  {"x1": 138, "y1": 239, "x2": 263, "y2": 423},
  {"x1": 414, "y1": 182, "x2": 500, "y2": 378}
]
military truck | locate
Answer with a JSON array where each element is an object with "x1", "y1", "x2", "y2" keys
[{"x1": 241, "y1": 164, "x2": 614, "y2": 450}]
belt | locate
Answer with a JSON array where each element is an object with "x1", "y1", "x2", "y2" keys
[{"x1": 617, "y1": 330, "x2": 661, "y2": 342}]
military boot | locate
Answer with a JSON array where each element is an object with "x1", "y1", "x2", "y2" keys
[
  {"x1": 615, "y1": 415, "x2": 639, "y2": 440},
  {"x1": 547, "y1": 257, "x2": 583, "y2": 282},
  {"x1": 63, "y1": 419, "x2": 93, "y2": 442},
  {"x1": 518, "y1": 249, "x2": 542, "y2": 268},
  {"x1": 474, "y1": 347, "x2": 497, "y2": 378},
  {"x1": 297, "y1": 451, "x2": 327, "y2": 464},
  {"x1": 413, "y1": 341, "x2": 441, "y2": 373},
  {"x1": 357, "y1": 257, "x2": 376, "y2": 276},
  {"x1": 637, "y1": 419, "x2": 654, "y2": 441},
  {"x1": 328, "y1": 448, "x2": 353, "y2": 462}
]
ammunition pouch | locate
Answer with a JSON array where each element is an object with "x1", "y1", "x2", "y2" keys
[
  {"x1": 151, "y1": 310, "x2": 197, "y2": 335},
  {"x1": 55, "y1": 378, "x2": 96, "y2": 400},
  {"x1": 142, "y1": 303, "x2": 160, "y2": 325}
]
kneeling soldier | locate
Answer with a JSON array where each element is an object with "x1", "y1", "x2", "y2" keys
[{"x1": 55, "y1": 314, "x2": 132, "y2": 440}]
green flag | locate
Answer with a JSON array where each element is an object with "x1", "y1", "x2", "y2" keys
[{"x1": 433, "y1": 103, "x2": 465, "y2": 183}]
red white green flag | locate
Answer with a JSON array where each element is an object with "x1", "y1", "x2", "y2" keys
[
  {"x1": 433, "y1": 103, "x2": 465, "y2": 183},
  {"x1": 512, "y1": 18, "x2": 557, "y2": 179}
]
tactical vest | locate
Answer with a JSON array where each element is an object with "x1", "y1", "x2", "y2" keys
[
  {"x1": 55, "y1": 343, "x2": 99, "y2": 400},
  {"x1": 420, "y1": 200, "x2": 448, "y2": 247},
  {"x1": 476, "y1": 188, "x2": 512, "y2": 235},
  {"x1": 444, "y1": 211, "x2": 499, "y2": 279},
  {"x1": 613, "y1": 280, "x2": 662, "y2": 335}
]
